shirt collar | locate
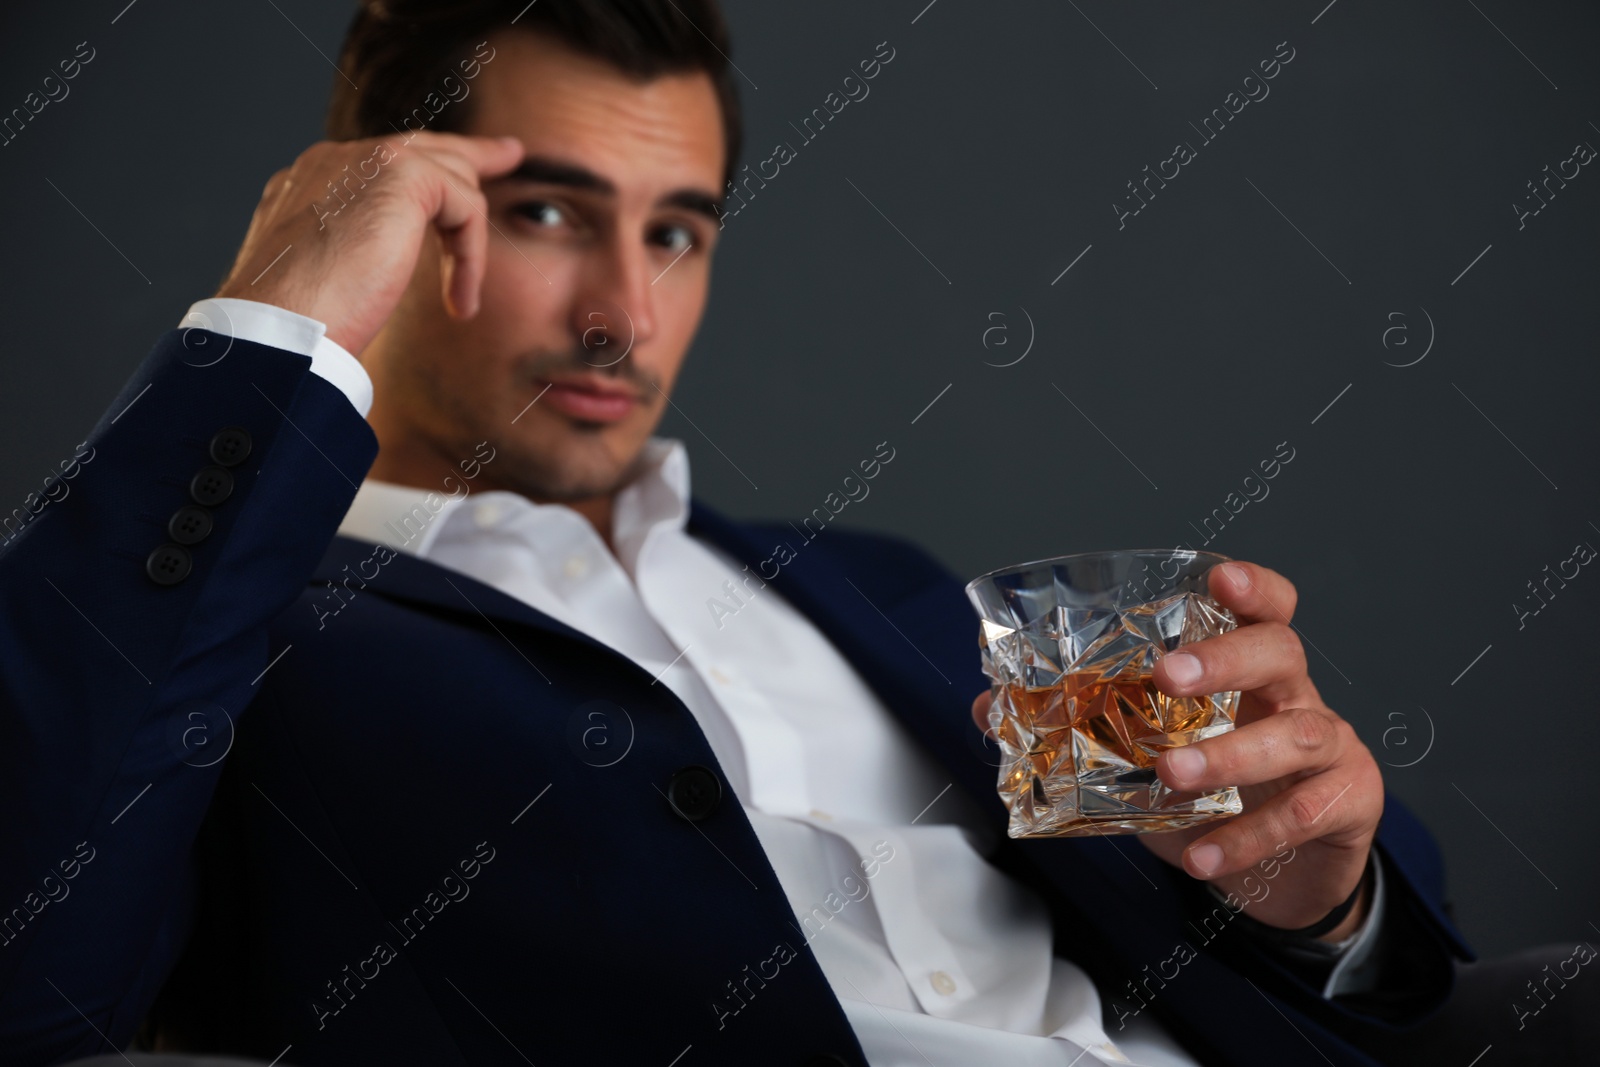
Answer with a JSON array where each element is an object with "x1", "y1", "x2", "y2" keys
[
  {"x1": 336, "y1": 436, "x2": 691, "y2": 571},
  {"x1": 612, "y1": 435, "x2": 690, "y2": 571}
]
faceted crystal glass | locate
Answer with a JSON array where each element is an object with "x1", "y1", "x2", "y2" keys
[{"x1": 965, "y1": 549, "x2": 1243, "y2": 838}]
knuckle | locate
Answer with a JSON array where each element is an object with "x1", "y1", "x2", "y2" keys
[
  {"x1": 1203, "y1": 726, "x2": 1241, "y2": 767},
  {"x1": 1285, "y1": 788, "x2": 1326, "y2": 832},
  {"x1": 440, "y1": 153, "x2": 482, "y2": 186},
  {"x1": 1205, "y1": 741, "x2": 1243, "y2": 785},
  {"x1": 1359, "y1": 762, "x2": 1386, "y2": 812},
  {"x1": 304, "y1": 141, "x2": 347, "y2": 170},
  {"x1": 1285, "y1": 706, "x2": 1335, "y2": 753},
  {"x1": 444, "y1": 171, "x2": 482, "y2": 200},
  {"x1": 387, "y1": 150, "x2": 421, "y2": 178},
  {"x1": 1255, "y1": 815, "x2": 1290, "y2": 859},
  {"x1": 1332, "y1": 713, "x2": 1359, "y2": 750},
  {"x1": 421, "y1": 154, "x2": 467, "y2": 188},
  {"x1": 1267, "y1": 621, "x2": 1304, "y2": 668},
  {"x1": 1230, "y1": 818, "x2": 1277, "y2": 867}
]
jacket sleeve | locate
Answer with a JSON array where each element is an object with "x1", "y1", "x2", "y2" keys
[{"x1": 0, "y1": 327, "x2": 378, "y2": 1063}]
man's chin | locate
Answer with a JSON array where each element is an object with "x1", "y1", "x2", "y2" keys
[{"x1": 489, "y1": 431, "x2": 652, "y2": 504}]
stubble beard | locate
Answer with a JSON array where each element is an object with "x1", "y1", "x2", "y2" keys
[
  {"x1": 407, "y1": 339, "x2": 664, "y2": 506},
  {"x1": 483, "y1": 420, "x2": 655, "y2": 505}
]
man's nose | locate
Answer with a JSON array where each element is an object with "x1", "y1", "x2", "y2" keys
[{"x1": 569, "y1": 237, "x2": 658, "y2": 367}]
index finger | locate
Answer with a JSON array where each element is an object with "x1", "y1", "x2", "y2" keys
[
  {"x1": 393, "y1": 129, "x2": 526, "y2": 177},
  {"x1": 1208, "y1": 560, "x2": 1298, "y2": 627}
]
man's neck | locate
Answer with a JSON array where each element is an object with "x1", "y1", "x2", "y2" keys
[
  {"x1": 367, "y1": 449, "x2": 620, "y2": 557},
  {"x1": 559, "y1": 494, "x2": 617, "y2": 555}
]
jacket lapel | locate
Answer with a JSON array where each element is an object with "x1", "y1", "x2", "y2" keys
[
  {"x1": 315, "y1": 498, "x2": 1114, "y2": 859},
  {"x1": 311, "y1": 533, "x2": 627, "y2": 664},
  {"x1": 683, "y1": 500, "x2": 1008, "y2": 820},
  {"x1": 316, "y1": 501, "x2": 1171, "y2": 873}
]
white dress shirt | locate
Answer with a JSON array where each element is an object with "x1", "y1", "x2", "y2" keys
[{"x1": 178, "y1": 298, "x2": 1388, "y2": 1067}]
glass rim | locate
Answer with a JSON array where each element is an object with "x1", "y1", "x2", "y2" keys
[{"x1": 964, "y1": 547, "x2": 1234, "y2": 596}]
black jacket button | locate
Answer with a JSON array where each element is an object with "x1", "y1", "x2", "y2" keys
[
  {"x1": 208, "y1": 426, "x2": 253, "y2": 467},
  {"x1": 189, "y1": 465, "x2": 234, "y2": 507},
  {"x1": 146, "y1": 543, "x2": 193, "y2": 585},
  {"x1": 167, "y1": 505, "x2": 213, "y2": 545},
  {"x1": 665, "y1": 765, "x2": 722, "y2": 822}
]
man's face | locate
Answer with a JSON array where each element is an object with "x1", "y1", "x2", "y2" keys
[{"x1": 367, "y1": 29, "x2": 726, "y2": 502}]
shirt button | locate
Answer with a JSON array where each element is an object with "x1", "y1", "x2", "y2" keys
[
  {"x1": 474, "y1": 501, "x2": 502, "y2": 527},
  {"x1": 708, "y1": 666, "x2": 731, "y2": 685},
  {"x1": 808, "y1": 809, "x2": 832, "y2": 822},
  {"x1": 930, "y1": 971, "x2": 957, "y2": 996},
  {"x1": 562, "y1": 555, "x2": 588, "y2": 579}
]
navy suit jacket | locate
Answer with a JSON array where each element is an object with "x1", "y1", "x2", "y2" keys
[{"x1": 0, "y1": 330, "x2": 1472, "y2": 1066}]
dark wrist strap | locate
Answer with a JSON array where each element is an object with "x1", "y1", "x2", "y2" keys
[
  {"x1": 1282, "y1": 870, "x2": 1366, "y2": 939},
  {"x1": 1223, "y1": 856, "x2": 1371, "y2": 945}
]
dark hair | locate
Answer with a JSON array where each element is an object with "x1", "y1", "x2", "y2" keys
[{"x1": 325, "y1": 0, "x2": 742, "y2": 189}]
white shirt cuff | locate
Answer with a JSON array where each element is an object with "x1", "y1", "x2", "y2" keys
[
  {"x1": 1319, "y1": 850, "x2": 1388, "y2": 997},
  {"x1": 178, "y1": 298, "x2": 373, "y2": 418}
]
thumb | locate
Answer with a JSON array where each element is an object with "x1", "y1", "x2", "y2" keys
[{"x1": 971, "y1": 689, "x2": 996, "y2": 739}]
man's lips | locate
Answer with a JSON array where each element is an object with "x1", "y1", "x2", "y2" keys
[{"x1": 533, "y1": 375, "x2": 642, "y2": 424}]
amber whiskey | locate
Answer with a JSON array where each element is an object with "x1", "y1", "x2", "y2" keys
[{"x1": 994, "y1": 669, "x2": 1240, "y2": 837}]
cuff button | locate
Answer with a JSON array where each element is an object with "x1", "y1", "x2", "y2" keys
[
  {"x1": 208, "y1": 426, "x2": 253, "y2": 467},
  {"x1": 167, "y1": 505, "x2": 213, "y2": 545},
  {"x1": 146, "y1": 543, "x2": 193, "y2": 586},
  {"x1": 189, "y1": 465, "x2": 234, "y2": 507}
]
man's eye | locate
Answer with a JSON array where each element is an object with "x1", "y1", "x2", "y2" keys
[
  {"x1": 652, "y1": 223, "x2": 694, "y2": 253},
  {"x1": 514, "y1": 201, "x2": 565, "y2": 227}
]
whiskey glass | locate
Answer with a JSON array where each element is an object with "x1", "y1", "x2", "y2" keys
[{"x1": 965, "y1": 549, "x2": 1243, "y2": 838}]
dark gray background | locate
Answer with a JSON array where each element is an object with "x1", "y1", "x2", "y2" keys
[{"x1": 1, "y1": 1, "x2": 1595, "y2": 959}]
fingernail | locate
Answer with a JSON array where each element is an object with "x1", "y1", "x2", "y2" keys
[
  {"x1": 1166, "y1": 746, "x2": 1205, "y2": 785},
  {"x1": 1189, "y1": 843, "x2": 1223, "y2": 876},
  {"x1": 1163, "y1": 653, "x2": 1202, "y2": 687},
  {"x1": 1220, "y1": 563, "x2": 1250, "y2": 591}
]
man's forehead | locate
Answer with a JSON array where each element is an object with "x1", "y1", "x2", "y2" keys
[{"x1": 466, "y1": 28, "x2": 725, "y2": 196}]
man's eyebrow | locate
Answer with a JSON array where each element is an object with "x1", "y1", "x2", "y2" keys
[
  {"x1": 501, "y1": 154, "x2": 724, "y2": 224},
  {"x1": 503, "y1": 155, "x2": 614, "y2": 193},
  {"x1": 662, "y1": 190, "x2": 724, "y2": 225}
]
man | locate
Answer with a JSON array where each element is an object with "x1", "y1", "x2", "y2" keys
[{"x1": 0, "y1": 1, "x2": 1585, "y2": 1064}]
